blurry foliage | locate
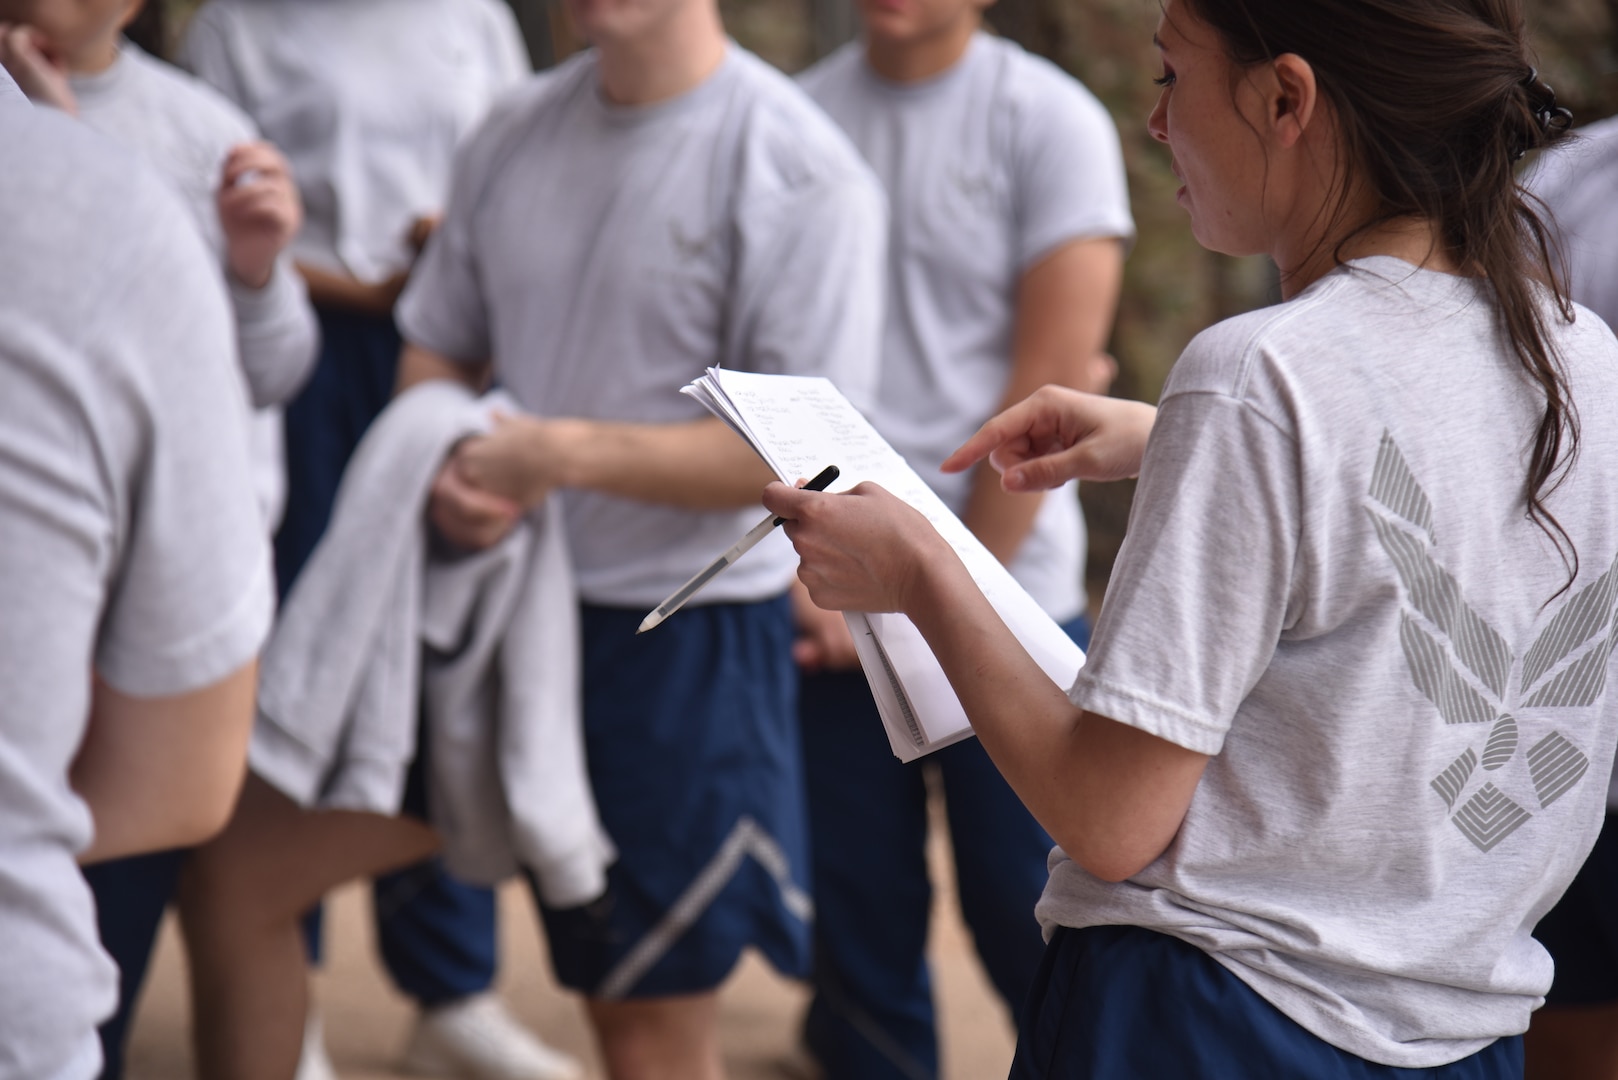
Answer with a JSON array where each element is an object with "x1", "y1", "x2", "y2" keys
[{"x1": 153, "y1": 0, "x2": 1618, "y2": 595}]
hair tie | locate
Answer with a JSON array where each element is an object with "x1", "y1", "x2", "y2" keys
[{"x1": 1516, "y1": 68, "x2": 1574, "y2": 160}]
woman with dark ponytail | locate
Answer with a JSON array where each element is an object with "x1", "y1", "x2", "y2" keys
[{"x1": 763, "y1": 0, "x2": 1618, "y2": 1075}]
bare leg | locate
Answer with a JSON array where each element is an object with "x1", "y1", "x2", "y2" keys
[
  {"x1": 587, "y1": 993, "x2": 726, "y2": 1080},
  {"x1": 177, "y1": 773, "x2": 440, "y2": 1080},
  {"x1": 1526, "y1": 1003, "x2": 1618, "y2": 1080}
]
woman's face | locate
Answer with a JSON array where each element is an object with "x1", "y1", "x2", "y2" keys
[{"x1": 1147, "y1": 0, "x2": 1276, "y2": 258}]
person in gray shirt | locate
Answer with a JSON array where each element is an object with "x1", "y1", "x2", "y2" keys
[
  {"x1": 767, "y1": 0, "x2": 1618, "y2": 1075},
  {"x1": 170, "y1": 0, "x2": 885, "y2": 1074},
  {"x1": 1521, "y1": 113, "x2": 1618, "y2": 1080},
  {"x1": 0, "y1": 74, "x2": 271, "y2": 1080},
  {"x1": 793, "y1": 2, "x2": 1132, "y2": 1073}
]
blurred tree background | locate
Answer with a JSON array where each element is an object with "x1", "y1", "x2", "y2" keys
[{"x1": 151, "y1": 0, "x2": 1618, "y2": 596}]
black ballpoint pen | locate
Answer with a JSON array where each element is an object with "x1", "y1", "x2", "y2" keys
[{"x1": 637, "y1": 465, "x2": 839, "y2": 633}]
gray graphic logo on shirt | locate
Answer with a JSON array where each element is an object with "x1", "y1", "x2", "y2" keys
[{"x1": 1368, "y1": 432, "x2": 1618, "y2": 852}]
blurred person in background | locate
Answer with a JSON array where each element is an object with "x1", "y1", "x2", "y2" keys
[
  {"x1": 792, "y1": 0, "x2": 1130, "y2": 1073},
  {"x1": 1522, "y1": 112, "x2": 1618, "y2": 1080},
  {"x1": 179, "y1": 2, "x2": 573, "y2": 1076},
  {"x1": 172, "y1": 0, "x2": 885, "y2": 1073}
]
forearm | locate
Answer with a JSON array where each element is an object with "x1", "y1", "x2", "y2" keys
[
  {"x1": 962, "y1": 465, "x2": 1046, "y2": 565},
  {"x1": 296, "y1": 261, "x2": 407, "y2": 317},
  {"x1": 396, "y1": 342, "x2": 487, "y2": 396},
  {"x1": 232, "y1": 261, "x2": 319, "y2": 407},
  {"x1": 964, "y1": 238, "x2": 1125, "y2": 562},
  {"x1": 545, "y1": 417, "x2": 776, "y2": 509}
]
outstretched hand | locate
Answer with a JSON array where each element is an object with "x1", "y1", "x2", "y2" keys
[
  {"x1": 942, "y1": 385, "x2": 1157, "y2": 492},
  {"x1": 763, "y1": 480, "x2": 950, "y2": 617}
]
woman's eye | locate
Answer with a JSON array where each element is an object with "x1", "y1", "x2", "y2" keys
[{"x1": 1152, "y1": 71, "x2": 1176, "y2": 87}]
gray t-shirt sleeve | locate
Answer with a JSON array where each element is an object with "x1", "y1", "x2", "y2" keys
[
  {"x1": 728, "y1": 165, "x2": 888, "y2": 413},
  {"x1": 1069, "y1": 342, "x2": 1301, "y2": 755},
  {"x1": 177, "y1": 4, "x2": 249, "y2": 108},
  {"x1": 1011, "y1": 70, "x2": 1134, "y2": 269},
  {"x1": 230, "y1": 258, "x2": 319, "y2": 407},
  {"x1": 93, "y1": 190, "x2": 274, "y2": 697},
  {"x1": 396, "y1": 101, "x2": 516, "y2": 366}
]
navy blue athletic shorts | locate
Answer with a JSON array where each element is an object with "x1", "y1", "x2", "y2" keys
[
  {"x1": 1010, "y1": 925, "x2": 1523, "y2": 1079},
  {"x1": 1536, "y1": 812, "x2": 1618, "y2": 1006},
  {"x1": 535, "y1": 596, "x2": 811, "y2": 998}
]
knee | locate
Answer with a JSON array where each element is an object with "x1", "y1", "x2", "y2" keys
[{"x1": 590, "y1": 996, "x2": 721, "y2": 1080}]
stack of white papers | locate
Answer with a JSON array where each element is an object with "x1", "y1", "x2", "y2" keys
[{"x1": 684, "y1": 367, "x2": 1085, "y2": 762}]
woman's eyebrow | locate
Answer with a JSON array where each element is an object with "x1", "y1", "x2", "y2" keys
[{"x1": 1152, "y1": 33, "x2": 1167, "y2": 51}]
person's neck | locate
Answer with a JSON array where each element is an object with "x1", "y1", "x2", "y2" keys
[
  {"x1": 1268, "y1": 196, "x2": 1462, "y2": 297},
  {"x1": 864, "y1": 16, "x2": 977, "y2": 83},
  {"x1": 64, "y1": 34, "x2": 122, "y2": 76},
  {"x1": 595, "y1": 7, "x2": 727, "y2": 106}
]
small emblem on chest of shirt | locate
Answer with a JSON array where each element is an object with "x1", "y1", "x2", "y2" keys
[{"x1": 1368, "y1": 430, "x2": 1617, "y2": 853}]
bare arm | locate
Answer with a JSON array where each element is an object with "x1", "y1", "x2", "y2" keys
[
  {"x1": 396, "y1": 340, "x2": 489, "y2": 395},
  {"x1": 964, "y1": 237, "x2": 1125, "y2": 564},
  {"x1": 73, "y1": 661, "x2": 259, "y2": 864},
  {"x1": 766, "y1": 480, "x2": 1208, "y2": 881},
  {"x1": 453, "y1": 411, "x2": 775, "y2": 512}
]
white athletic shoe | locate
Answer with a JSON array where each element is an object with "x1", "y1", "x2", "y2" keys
[
  {"x1": 295, "y1": 1008, "x2": 339, "y2": 1080},
  {"x1": 400, "y1": 993, "x2": 584, "y2": 1080}
]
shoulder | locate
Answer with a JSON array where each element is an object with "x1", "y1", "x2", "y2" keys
[
  {"x1": 724, "y1": 48, "x2": 879, "y2": 199},
  {"x1": 1561, "y1": 297, "x2": 1618, "y2": 369},
  {"x1": 453, "y1": 55, "x2": 585, "y2": 170},
  {"x1": 1529, "y1": 115, "x2": 1618, "y2": 197},
  {"x1": 979, "y1": 36, "x2": 1116, "y2": 144},
  {"x1": 183, "y1": 0, "x2": 252, "y2": 44},
  {"x1": 1168, "y1": 273, "x2": 1362, "y2": 405},
  {"x1": 1, "y1": 103, "x2": 226, "y2": 364},
  {"x1": 451, "y1": 0, "x2": 523, "y2": 30},
  {"x1": 122, "y1": 44, "x2": 257, "y2": 142},
  {"x1": 794, "y1": 40, "x2": 862, "y2": 102}
]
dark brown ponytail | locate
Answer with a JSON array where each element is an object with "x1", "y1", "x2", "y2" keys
[{"x1": 1183, "y1": 0, "x2": 1581, "y2": 580}]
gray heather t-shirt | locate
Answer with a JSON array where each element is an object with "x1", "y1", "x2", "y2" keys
[
  {"x1": 68, "y1": 41, "x2": 319, "y2": 526},
  {"x1": 397, "y1": 46, "x2": 886, "y2": 607},
  {"x1": 0, "y1": 102, "x2": 271, "y2": 1079},
  {"x1": 182, "y1": 0, "x2": 530, "y2": 284},
  {"x1": 800, "y1": 35, "x2": 1133, "y2": 622},
  {"x1": 1043, "y1": 257, "x2": 1618, "y2": 1067}
]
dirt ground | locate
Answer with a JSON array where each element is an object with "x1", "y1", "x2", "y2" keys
[{"x1": 122, "y1": 803, "x2": 1020, "y2": 1079}]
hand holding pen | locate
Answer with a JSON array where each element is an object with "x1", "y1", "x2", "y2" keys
[{"x1": 639, "y1": 465, "x2": 840, "y2": 633}]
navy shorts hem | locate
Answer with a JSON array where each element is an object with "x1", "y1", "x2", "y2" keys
[{"x1": 535, "y1": 597, "x2": 811, "y2": 999}]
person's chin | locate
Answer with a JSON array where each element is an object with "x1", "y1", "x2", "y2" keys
[{"x1": 859, "y1": 2, "x2": 913, "y2": 36}]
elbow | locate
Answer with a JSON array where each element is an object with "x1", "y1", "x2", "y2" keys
[
  {"x1": 1053, "y1": 830, "x2": 1172, "y2": 885},
  {"x1": 169, "y1": 764, "x2": 250, "y2": 847},
  {"x1": 243, "y1": 327, "x2": 319, "y2": 408}
]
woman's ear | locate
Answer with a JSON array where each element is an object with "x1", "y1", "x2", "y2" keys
[{"x1": 1270, "y1": 52, "x2": 1319, "y2": 149}]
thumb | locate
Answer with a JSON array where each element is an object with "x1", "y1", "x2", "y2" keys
[
  {"x1": 1003, "y1": 452, "x2": 1073, "y2": 493},
  {"x1": 762, "y1": 480, "x2": 814, "y2": 521}
]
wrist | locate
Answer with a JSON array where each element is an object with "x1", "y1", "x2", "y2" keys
[
  {"x1": 540, "y1": 418, "x2": 594, "y2": 491},
  {"x1": 227, "y1": 258, "x2": 273, "y2": 291},
  {"x1": 898, "y1": 527, "x2": 966, "y2": 623}
]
